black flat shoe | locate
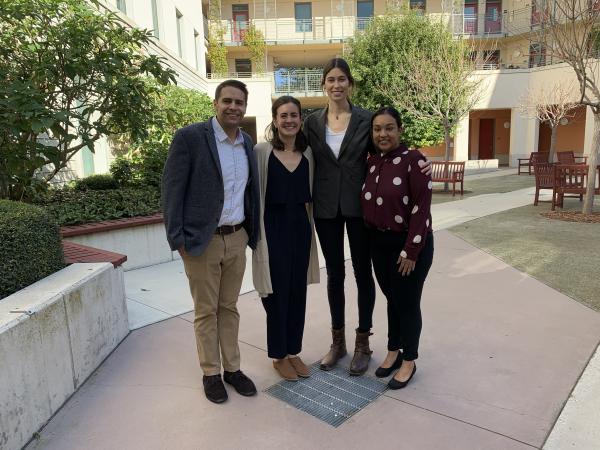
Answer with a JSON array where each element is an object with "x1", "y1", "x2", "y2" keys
[
  {"x1": 223, "y1": 370, "x2": 257, "y2": 396},
  {"x1": 375, "y1": 352, "x2": 403, "y2": 378},
  {"x1": 388, "y1": 364, "x2": 416, "y2": 390},
  {"x1": 203, "y1": 374, "x2": 228, "y2": 404}
]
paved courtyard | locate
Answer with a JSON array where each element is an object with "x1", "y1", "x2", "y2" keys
[{"x1": 25, "y1": 172, "x2": 600, "y2": 450}]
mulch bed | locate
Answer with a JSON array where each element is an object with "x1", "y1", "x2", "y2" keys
[{"x1": 542, "y1": 211, "x2": 600, "y2": 223}]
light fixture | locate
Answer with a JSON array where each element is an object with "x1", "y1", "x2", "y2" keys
[
  {"x1": 504, "y1": 121, "x2": 511, "y2": 128},
  {"x1": 560, "y1": 117, "x2": 569, "y2": 125}
]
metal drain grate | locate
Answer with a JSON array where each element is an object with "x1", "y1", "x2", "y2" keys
[{"x1": 264, "y1": 363, "x2": 388, "y2": 427}]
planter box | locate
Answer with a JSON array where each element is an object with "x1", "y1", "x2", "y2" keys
[
  {"x1": 61, "y1": 214, "x2": 178, "y2": 271},
  {"x1": 0, "y1": 263, "x2": 128, "y2": 450}
]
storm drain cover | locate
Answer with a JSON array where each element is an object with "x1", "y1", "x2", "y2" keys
[{"x1": 264, "y1": 363, "x2": 388, "y2": 427}]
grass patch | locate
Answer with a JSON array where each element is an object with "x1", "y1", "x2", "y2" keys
[
  {"x1": 432, "y1": 173, "x2": 535, "y2": 204},
  {"x1": 449, "y1": 198, "x2": 600, "y2": 311}
]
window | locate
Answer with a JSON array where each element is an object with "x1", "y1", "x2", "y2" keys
[
  {"x1": 529, "y1": 43, "x2": 546, "y2": 68},
  {"x1": 295, "y1": 3, "x2": 312, "y2": 33},
  {"x1": 356, "y1": 0, "x2": 374, "y2": 30},
  {"x1": 409, "y1": 0, "x2": 426, "y2": 14},
  {"x1": 464, "y1": 0, "x2": 478, "y2": 34},
  {"x1": 235, "y1": 59, "x2": 252, "y2": 77},
  {"x1": 194, "y1": 30, "x2": 200, "y2": 70},
  {"x1": 116, "y1": 0, "x2": 126, "y2": 13},
  {"x1": 483, "y1": 49, "x2": 500, "y2": 69},
  {"x1": 151, "y1": 0, "x2": 160, "y2": 38},
  {"x1": 232, "y1": 4, "x2": 249, "y2": 42},
  {"x1": 176, "y1": 9, "x2": 183, "y2": 57}
]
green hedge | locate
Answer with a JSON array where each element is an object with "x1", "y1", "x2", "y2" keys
[
  {"x1": 73, "y1": 174, "x2": 119, "y2": 191},
  {"x1": 33, "y1": 186, "x2": 161, "y2": 226},
  {"x1": 0, "y1": 200, "x2": 65, "y2": 299}
]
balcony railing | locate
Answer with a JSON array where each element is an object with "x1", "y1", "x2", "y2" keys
[
  {"x1": 274, "y1": 68, "x2": 324, "y2": 97},
  {"x1": 220, "y1": 17, "x2": 373, "y2": 44},
  {"x1": 451, "y1": 13, "x2": 503, "y2": 36}
]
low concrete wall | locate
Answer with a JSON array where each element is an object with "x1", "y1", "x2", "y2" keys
[
  {"x1": 0, "y1": 263, "x2": 129, "y2": 450},
  {"x1": 64, "y1": 222, "x2": 179, "y2": 271}
]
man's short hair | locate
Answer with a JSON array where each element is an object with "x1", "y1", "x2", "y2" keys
[{"x1": 215, "y1": 79, "x2": 249, "y2": 103}]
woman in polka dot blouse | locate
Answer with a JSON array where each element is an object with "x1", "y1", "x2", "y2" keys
[{"x1": 361, "y1": 107, "x2": 434, "y2": 390}]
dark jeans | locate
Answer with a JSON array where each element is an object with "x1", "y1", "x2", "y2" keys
[
  {"x1": 370, "y1": 230, "x2": 434, "y2": 361},
  {"x1": 314, "y1": 213, "x2": 376, "y2": 331}
]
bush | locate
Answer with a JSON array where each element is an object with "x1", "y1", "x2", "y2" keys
[
  {"x1": 0, "y1": 200, "x2": 65, "y2": 299},
  {"x1": 110, "y1": 158, "x2": 135, "y2": 187},
  {"x1": 73, "y1": 174, "x2": 119, "y2": 191},
  {"x1": 33, "y1": 186, "x2": 161, "y2": 226}
]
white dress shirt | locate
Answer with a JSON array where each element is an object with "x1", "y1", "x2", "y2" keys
[{"x1": 212, "y1": 117, "x2": 249, "y2": 226}]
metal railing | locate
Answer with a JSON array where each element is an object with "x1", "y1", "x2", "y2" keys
[
  {"x1": 220, "y1": 17, "x2": 374, "y2": 44},
  {"x1": 451, "y1": 13, "x2": 503, "y2": 36},
  {"x1": 207, "y1": 72, "x2": 271, "y2": 79},
  {"x1": 274, "y1": 68, "x2": 324, "y2": 97}
]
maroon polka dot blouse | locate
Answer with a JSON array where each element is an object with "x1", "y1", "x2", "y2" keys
[{"x1": 361, "y1": 144, "x2": 433, "y2": 261}]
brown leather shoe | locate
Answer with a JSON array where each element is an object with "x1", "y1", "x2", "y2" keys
[
  {"x1": 288, "y1": 356, "x2": 310, "y2": 378},
  {"x1": 273, "y1": 359, "x2": 298, "y2": 381},
  {"x1": 320, "y1": 327, "x2": 347, "y2": 371},
  {"x1": 349, "y1": 329, "x2": 373, "y2": 376}
]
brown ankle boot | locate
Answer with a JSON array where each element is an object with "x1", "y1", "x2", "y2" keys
[
  {"x1": 349, "y1": 329, "x2": 373, "y2": 376},
  {"x1": 319, "y1": 327, "x2": 347, "y2": 371}
]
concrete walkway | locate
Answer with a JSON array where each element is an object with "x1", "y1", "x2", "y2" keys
[{"x1": 27, "y1": 172, "x2": 600, "y2": 450}]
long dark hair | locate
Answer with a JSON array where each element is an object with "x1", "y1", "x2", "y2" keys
[
  {"x1": 321, "y1": 58, "x2": 355, "y2": 87},
  {"x1": 265, "y1": 96, "x2": 308, "y2": 152}
]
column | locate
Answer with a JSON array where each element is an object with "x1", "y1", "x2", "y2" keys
[
  {"x1": 509, "y1": 108, "x2": 539, "y2": 167},
  {"x1": 583, "y1": 105, "x2": 596, "y2": 158},
  {"x1": 453, "y1": 115, "x2": 470, "y2": 161}
]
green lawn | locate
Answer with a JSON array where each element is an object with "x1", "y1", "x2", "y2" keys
[
  {"x1": 449, "y1": 199, "x2": 600, "y2": 311},
  {"x1": 432, "y1": 173, "x2": 536, "y2": 204}
]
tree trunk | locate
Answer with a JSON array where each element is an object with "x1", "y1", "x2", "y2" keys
[
  {"x1": 444, "y1": 125, "x2": 451, "y2": 191},
  {"x1": 582, "y1": 114, "x2": 600, "y2": 214},
  {"x1": 549, "y1": 125, "x2": 558, "y2": 163}
]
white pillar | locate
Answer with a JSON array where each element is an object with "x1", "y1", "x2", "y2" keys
[
  {"x1": 583, "y1": 105, "x2": 596, "y2": 158},
  {"x1": 453, "y1": 115, "x2": 470, "y2": 161},
  {"x1": 509, "y1": 108, "x2": 539, "y2": 167}
]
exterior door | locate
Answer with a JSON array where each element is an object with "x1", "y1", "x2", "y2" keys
[
  {"x1": 479, "y1": 119, "x2": 495, "y2": 159},
  {"x1": 464, "y1": 0, "x2": 478, "y2": 34},
  {"x1": 232, "y1": 4, "x2": 249, "y2": 42},
  {"x1": 485, "y1": 2, "x2": 501, "y2": 33}
]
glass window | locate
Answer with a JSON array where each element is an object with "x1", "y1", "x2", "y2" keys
[
  {"x1": 116, "y1": 0, "x2": 126, "y2": 13},
  {"x1": 151, "y1": 0, "x2": 160, "y2": 39},
  {"x1": 356, "y1": 0, "x2": 373, "y2": 30},
  {"x1": 176, "y1": 9, "x2": 183, "y2": 57},
  {"x1": 409, "y1": 0, "x2": 426, "y2": 14},
  {"x1": 235, "y1": 59, "x2": 252, "y2": 77},
  {"x1": 295, "y1": 3, "x2": 312, "y2": 33}
]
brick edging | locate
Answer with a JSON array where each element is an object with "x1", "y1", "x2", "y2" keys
[{"x1": 60, "y1": 213, "x2": 164, "y2": 237}]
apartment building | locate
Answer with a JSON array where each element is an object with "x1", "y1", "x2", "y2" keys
[
  {"x1": 207, "y1": 0, "x2": 596, "y2": 166},
  {"x1": 70, "y1": 0, "x2": 210, "y2": 178}
]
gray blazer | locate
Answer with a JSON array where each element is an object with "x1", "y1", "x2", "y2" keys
[
  {"x1": 161, "y1": 118, "x2": 259, "y2": 257},
  {"x1": 304, "y1": 104, "x2": 374, "y2": 219}
]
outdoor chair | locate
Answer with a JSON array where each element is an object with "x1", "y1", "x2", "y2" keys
[
  {"x1": 533, "y1": 162, "x2": 556, "y2": 206},
  {"x1": 518, "y1": 152, "x2": 549, "y2": 175},
  {"x1": 552, "y1": 164, "x2": 596, "y2": 210},
  {"x1": 556, "y1": 151, "x2": 588, "y2": 165}
]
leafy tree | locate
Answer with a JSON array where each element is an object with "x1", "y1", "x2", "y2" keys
[
  {"x1": 541, "y1": 0, "x2": 600, "y2": 213},
  {"x1": 346, "y1": 13, "x2": 445, "y2": 148},
  {"x1": 207, "y1": 0, "x2": 228, "y2": 76},
  {"x1": 0, "y1": 0, "x2": 175, "y2": 200},
  {"x1": 243, "y1": 25, "x2": 266, "y2": 74},
  {"x1": 112, "y1": 83, "x2": 213, "y2": 187}
]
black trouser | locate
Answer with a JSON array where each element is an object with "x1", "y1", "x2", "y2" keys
[
  {"x1": 314, "y1": 213, "x2": 376, "y2": 331},
  {"x1": 370, "y1": 230, "x2": 434, "y2": 361}
]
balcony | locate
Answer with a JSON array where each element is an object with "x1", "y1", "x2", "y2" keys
[
  {"x1": 274, "y1": 68, "x2": 324, "y2": 97},
  {"x1": 451, "y1": 13, "x2": 504, "y2": 37},
  {"x1": 220, "y1": 17, "x2": 373, "y2": 45}
]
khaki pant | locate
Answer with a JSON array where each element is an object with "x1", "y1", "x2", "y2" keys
[{"x1": 182, "y1": 228, "x2": 248, "y2": 376}]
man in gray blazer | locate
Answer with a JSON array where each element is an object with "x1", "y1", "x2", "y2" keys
[{"x1": 162, "y1": 80, "x2": 260, "y2": 404}]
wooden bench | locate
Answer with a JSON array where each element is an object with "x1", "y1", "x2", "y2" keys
[
  {"x1": 556, "y1": 151, "x2": 588, "y2": 165},
  {"x1": 552, "y1": 164, "x2": 600, "y2": 210},
  {"x1": 62, "y1": 241, "x2": 127, "y2": 268},
  {"x1": 431, "y1": 161, "x2": 465, "y2": 196},
  {"x1": 533, "y1": 162, "x2": 555, "y2": 206},
  {"x1": 518, "y1": 151, "x2": 549, "y2": 175}
]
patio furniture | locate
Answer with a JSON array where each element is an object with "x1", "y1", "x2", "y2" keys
[
  {"x1": 431, "y1": 161, "x2": 465, "y2": 196},
  {"x1": 518, "y1": 151, "x2": 549, "y2": 175},
  {"x1": 533, "y1": 162, "x2": 556, "y2": 206},
  {"x1": 552, "y1": 164, "x2": 600, "y2": 210},
  {"x1": 556, "y1": 151, "x2": 588, "y2": 165}
]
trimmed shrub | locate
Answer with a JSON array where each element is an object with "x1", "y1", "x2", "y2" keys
[
  {"x1": 74, "y1": 174, "x2": 120, "y2": 191},
  {"x1": 110, "y1": 157, "x2": 135, "y2": 187},
  {"x1": 0, "y1": 200, "x2": 65, "y2": 299},
  {"x1": 33, "y1": 186, "x2": 161, "y2": 226}
]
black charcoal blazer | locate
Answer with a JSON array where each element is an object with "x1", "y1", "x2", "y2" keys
[
  {"x1": 161, "y1": 118, "x2": 259, "y2": 256},
  {"x1": 304, "y1": 104, "x2": 374, "y2": 219}
]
